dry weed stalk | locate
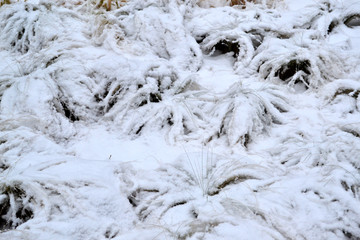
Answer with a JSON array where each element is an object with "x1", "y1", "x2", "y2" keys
[
  {"x1": 105, "y1": 0, "x2": 127, "y2": 11},
  {"x1": 230, "y1": 0, "x2": 254, "y2": 7}
]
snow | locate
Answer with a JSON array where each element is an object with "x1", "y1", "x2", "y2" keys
[
  {"x1": 196, "y1": 53, "x2": 239, "y2": 92},
  {"x1": 0, "y1": 0, "x2": 360, "y2": 239}
]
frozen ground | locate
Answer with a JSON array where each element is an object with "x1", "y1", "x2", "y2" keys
[{"x1": 0, "y1": 0, "x2": 360, "y2": 239}]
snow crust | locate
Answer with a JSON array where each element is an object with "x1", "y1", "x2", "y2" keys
[{"x1": 0, "y1": 0, "x2": 360, "y2": 239}]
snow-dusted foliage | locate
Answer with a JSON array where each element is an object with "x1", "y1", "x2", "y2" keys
[
  {"x1": 0, "y1": 1, "x2": 82, "y2": 54},
  {"x1": 252, "y1": 37, "x2": 344, "y2": 89},
  {"x1": 203, "y1": 82, "x2": 289, "y2": 146},
  {"x1": 0, "y1": 182, "x2": 34, "y2": 230},
  {"x1": 1, "y1": 0, "x2": 360, "y2": 239}
]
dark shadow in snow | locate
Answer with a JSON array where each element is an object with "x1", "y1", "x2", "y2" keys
[{"x1": 0, "y1": 185, "x2": 34, "y2": 231}]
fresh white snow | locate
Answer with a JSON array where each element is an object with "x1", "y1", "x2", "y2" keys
[{"x1": 0, "y1": 0, "x2": 360, "y2": 239}]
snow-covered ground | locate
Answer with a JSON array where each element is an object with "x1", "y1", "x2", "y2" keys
[{"x1": 0, "y1": 0, "x2": 360, "y2": 239}]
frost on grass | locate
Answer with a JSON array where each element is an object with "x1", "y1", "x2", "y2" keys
[
  {"x1": 252, "y1": 37, "x2": 344, "y2": 90},
  {"x1": 203, "y1": 82, "x2": 289, "y2": 146},
  {"x1": 122, "y1": 153, "x2": 282, "y2": 239},
  {"x1": 322, "y1": 79, "x2": 360, "y2": 114},
  {"x1": 0, "y1": 2, "x2": 67, "y2": 54},
  {"x1": 1, "y1": 0, "x2": 360, "y2": 239}
]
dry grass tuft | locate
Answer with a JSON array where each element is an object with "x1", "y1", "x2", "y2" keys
[
  {"x1": 230, "y1": 0, "x2": 255, "y2": 8},
  {"x1": 0, "y1": 0, "x2": 11, "y2": 7}
]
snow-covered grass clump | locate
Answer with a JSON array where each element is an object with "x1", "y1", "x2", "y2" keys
[{"x1": 0, "y1": 0, "x2": 360, "y2": 239}]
